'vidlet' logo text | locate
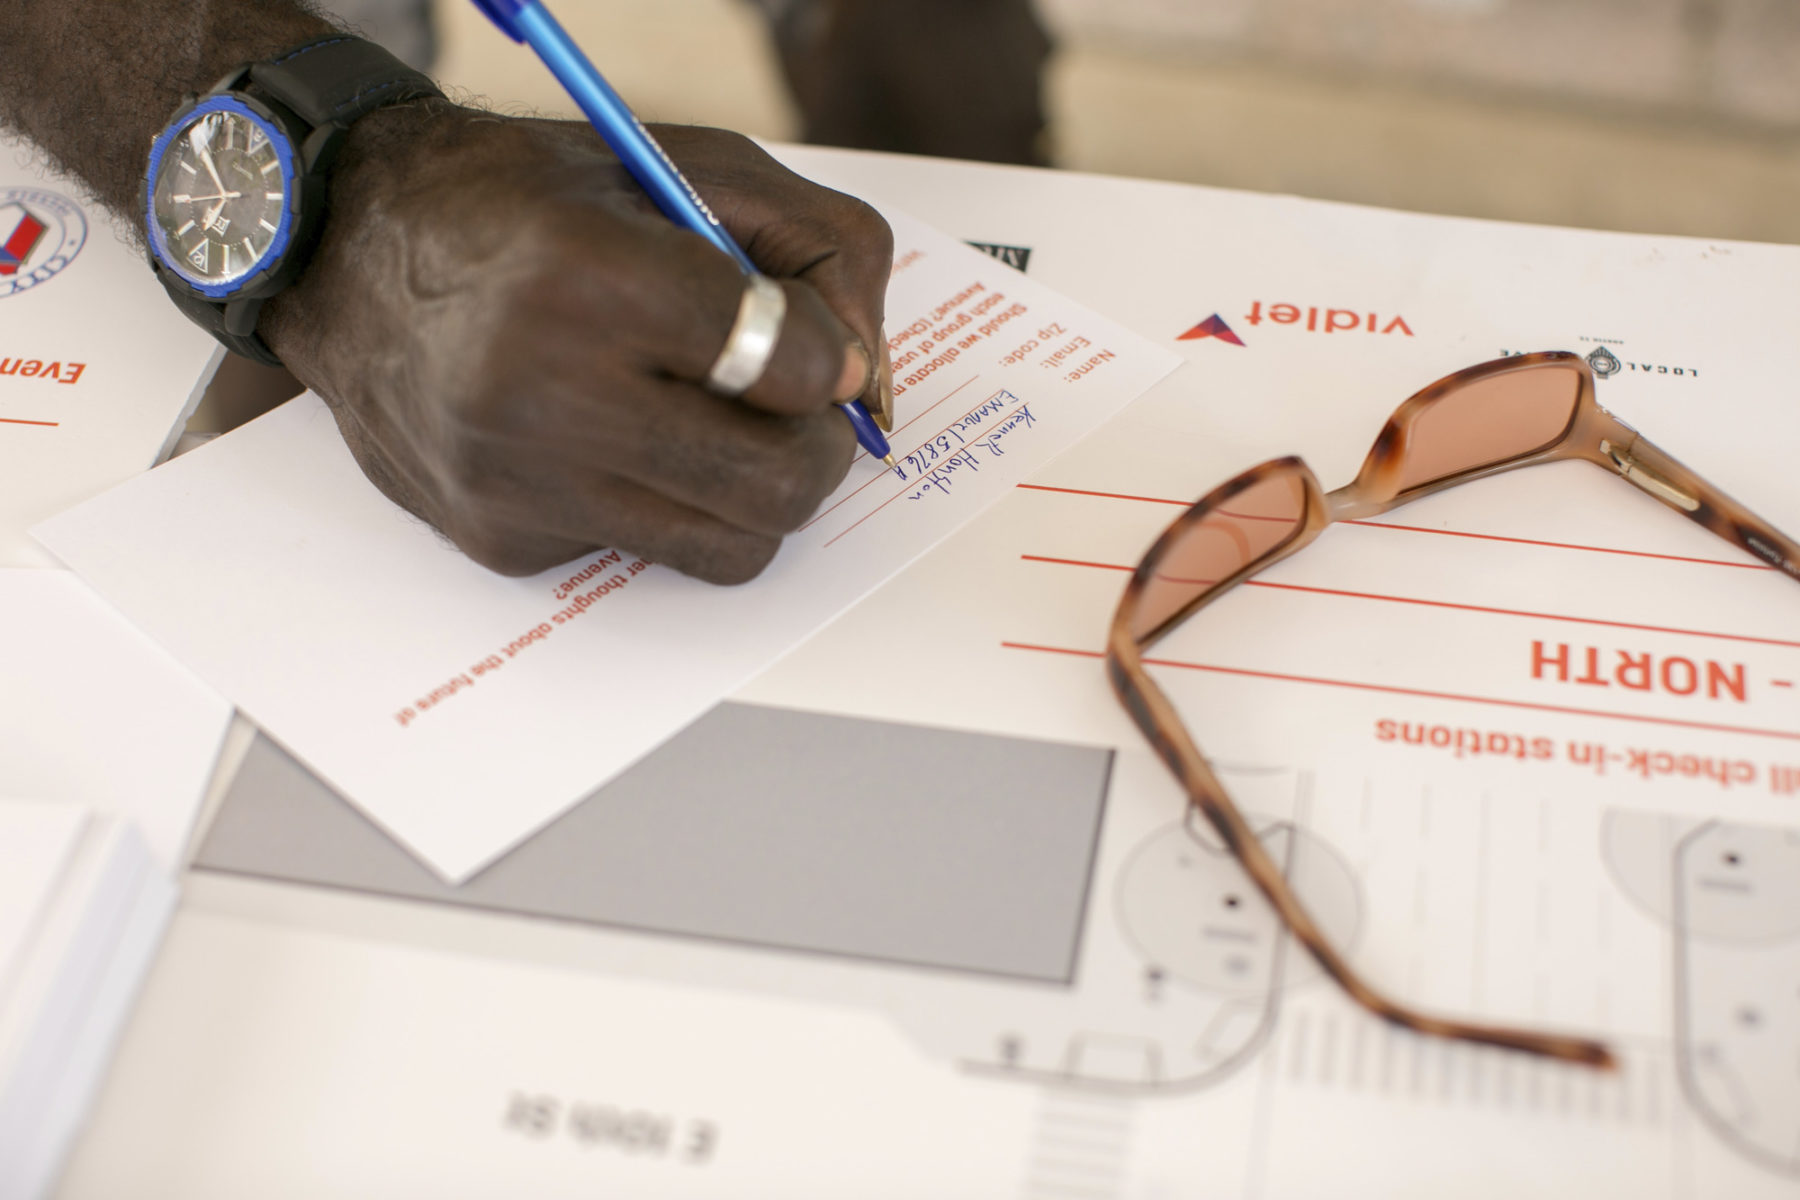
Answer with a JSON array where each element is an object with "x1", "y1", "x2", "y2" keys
[{"x1": 1244, "y1": 301, "x2": 1413, "y2": 336}]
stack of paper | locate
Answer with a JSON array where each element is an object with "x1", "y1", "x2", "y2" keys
[
  {"x1": 0, "y1": 568, "x2": 232, "y2": 1197},
  {"x1": 0, "y1": 800, "x2": 172, "y2": 1199}
]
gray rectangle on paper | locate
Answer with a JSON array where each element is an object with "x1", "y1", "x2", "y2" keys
[{"x1": 196, "y1": 702, "x2": 1112, "y2": 983}]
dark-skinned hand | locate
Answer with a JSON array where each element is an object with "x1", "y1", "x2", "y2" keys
[{"x1": 261, "y1": 103, "x2": 894, "y2": 584}]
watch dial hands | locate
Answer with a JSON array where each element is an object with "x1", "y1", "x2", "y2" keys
[
  {"x1": 171, "y1": 190, "x2": 244, "y2": 205},
  {"x1": 197, "y1": 143, "x2": 229, "y2": 198},
  {"x1": 158, "y1": 110, "x2": 286, "y2": 283},
  {"x1": 196, "y1": 147, "x2": 233, "y2": 234}
]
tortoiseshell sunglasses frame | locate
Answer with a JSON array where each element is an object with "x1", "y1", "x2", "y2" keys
[{"x1": 1107, "y1": 350, "x2": 1800, "y2": 1070}]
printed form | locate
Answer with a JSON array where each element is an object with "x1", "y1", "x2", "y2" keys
[
  {"x1": 0, "y1": 135, "x2": 222, "y2": 568},
  {"x1": 35, "y1": 206, "x2": 1181, "y2": 882}
]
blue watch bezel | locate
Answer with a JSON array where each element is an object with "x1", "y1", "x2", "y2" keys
[{"x1": 144, "y1": 94, "x2": 299, "y2": 299}]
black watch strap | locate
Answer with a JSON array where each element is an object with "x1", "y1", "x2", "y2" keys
[
  {"x1": 168, "y1": 36, "x2": 442, "y2": 365},
  {"x1": 249, "y1": 35, "x2": 441, "y2": 132}
]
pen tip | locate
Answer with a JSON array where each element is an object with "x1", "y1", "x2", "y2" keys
[{"x1": 883, "y1": 454, "x2": 898, "y2": 471}]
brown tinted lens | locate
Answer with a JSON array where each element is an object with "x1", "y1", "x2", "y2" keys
[
  {"x1": 1393, "y1": 365, "x2": 1581, "y2": 493},
  {"x1": 1131, "y1": 471, "x2": 1308, "y2": 641}
]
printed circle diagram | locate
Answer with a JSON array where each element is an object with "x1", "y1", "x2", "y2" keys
[
  {"x1": 1674, "y1": 822, "x2": 1800, "y2": 1177},
  {"x1": 1116, "y1": 813, "x2": 1361, "y2": 997},
  {"x1": 0, "y1": 187, "x2": 87, "y2": 299},
  {"x1": 1603, "y1": 810, "x2": 1800, "y2": 1177}
]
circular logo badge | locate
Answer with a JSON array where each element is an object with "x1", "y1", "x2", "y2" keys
[
  {"x1": 0, "y1": 186, "x2": 87, "y2": 300},
  {"x1": 1586, "y1": 345, "x2": 1621, "y2": 379}
]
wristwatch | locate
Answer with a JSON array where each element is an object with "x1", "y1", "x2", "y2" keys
[{"x1": 143, "y1": 35, "x2": 441, "y2": 365}]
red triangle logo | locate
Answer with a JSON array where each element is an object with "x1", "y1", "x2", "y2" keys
[{"x1": 1177, "y1": 314, "x2": 1244, "y2": 346}]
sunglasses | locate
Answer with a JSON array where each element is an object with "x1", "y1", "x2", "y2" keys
[{"x1": 1106, "y1": 350, "x2": 1800, "y2": 1070}]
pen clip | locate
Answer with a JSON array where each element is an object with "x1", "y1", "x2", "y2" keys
[{"x1": 470, "y1": 0, "x2": 530, "y2": 41}]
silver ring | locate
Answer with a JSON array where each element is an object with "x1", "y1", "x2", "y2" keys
[{"x1": 706, "y1": 275, "x2": 786, "y2": 396}]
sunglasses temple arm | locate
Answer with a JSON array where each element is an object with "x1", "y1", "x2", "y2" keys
[
  {"x1": 1197, "y1": 796, "x2": 1616, "y2": 1068},
  {"x1": 1111, "y1": 651, "x2": 1614, "y2": 1068},
  {"x1": 1600, "y1": 431, "x2": 1800, "y2": 584}
]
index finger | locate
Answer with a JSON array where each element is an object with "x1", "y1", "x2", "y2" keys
[
  {"x1": 650, "y1": 128, "x2": 895, "y2": 401},
  {"x1": 607, "y1": 214, "x2": 872, "y2": 418}
]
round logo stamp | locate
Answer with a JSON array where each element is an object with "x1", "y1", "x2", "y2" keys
[
  {"x1": 1586, "y1": 345, "x2": 1621, "y2": 379},
  {"x1": 0, "y1": 186, "x2": 87, "y2": 300}
]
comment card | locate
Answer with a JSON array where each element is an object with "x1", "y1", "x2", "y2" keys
[{"x1": 35, "y1": 205, "x2": 1179, "y2": 881}]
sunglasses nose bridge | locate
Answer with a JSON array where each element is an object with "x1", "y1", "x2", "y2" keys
[{"x1": 1322, "y1": 482, "x2": 1388, "y2": 523}]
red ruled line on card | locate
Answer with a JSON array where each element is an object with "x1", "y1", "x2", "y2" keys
[
  {"x1": 1013, "y1": 483, "x2": 1775, "y2": 572},
  {"x1": 818, "y1": 380, "x2": 1016, "y2": 549},
  {"x1": 1017, "y1": 555, "x2": 1800, "y2": 651},
  {"x1": 845, "y1": 374, "x2": 984, "y2": 469},
  {"x1": 999, "y1": 640, "x2": 1800, "y2": 743},
  {"x1": 826, "y1": 402, "x2": 1035, "y2": 550},
  {"x1": 0, "y1": 417, "x2": 58, "y2": 426},
  {"x1": 808, "y1": 375, "x2": 985, "y2": 533}
]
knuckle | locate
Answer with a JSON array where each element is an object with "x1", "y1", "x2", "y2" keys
[
  {"x1": 752, "y1": 473, "x2": 819, "y2": 532},
  {"x1": 635, "y1": 509, "x2": 779, "y2": 585},
  {"x1": 449, "y1": 519, "x2": 558, "y2": 578},
  {"x1": 687, "y1": 533, "x2": 781, "y2": 586},
  {"x1": 703, "y1": 127, "x2": 759, "y2": 161},
  {"x1": 771, "y1": 287, "x2": 856, "y2": 401},
  {"x1": 664, "y1": 124, "x2": 763, "y2": 175},
  {"x1": 734, "y1": 418, "x2": 850, "y2": 530},
  {"x1": 838, "y1": 196, "x2": 894, "y2": 258},
  {"x1": 801, "y1": 191, "x2": 894, "y2": 277},
  {"x1": 784, "y1": 339, "x2": 845, "y2": 408}
]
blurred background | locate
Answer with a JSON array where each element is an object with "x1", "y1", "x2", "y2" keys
[
  {"x1": 392, "y1": 0, "x2": 1800, "y2": 244},
  {"x1": 196, "y1": 0, "x2": 1799, "y2": 451}
]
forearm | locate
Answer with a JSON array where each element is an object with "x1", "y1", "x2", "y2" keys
[{"x1": 0, "y1": 0, "x2": 339, "y2": 218}]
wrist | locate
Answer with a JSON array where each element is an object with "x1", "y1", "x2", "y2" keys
[
  {"x1": 142, "y1": 36, "x2": 445, "y2": 367},
  {"x1": 258, "y1": 98, "x2": 482, "y2": 370}
]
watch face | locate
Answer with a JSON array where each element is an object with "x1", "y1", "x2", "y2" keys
[{"x1": 148, "y1": 98, "x2": 294, "y2": 294}]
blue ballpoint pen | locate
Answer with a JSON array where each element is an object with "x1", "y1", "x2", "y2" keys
[{"x1": 469, "y1": 0, "x2": 898, "y2": 470}]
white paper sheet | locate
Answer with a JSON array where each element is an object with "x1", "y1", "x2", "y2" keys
[
  {"x1": 0, "y1": 569, "x2": 234, "y2": 875},
  {"x1": 0, "y1": 135, "x2": 223, "y2": 568},
  {"x1": 0, "y1": 802, "x2": 88, "y2": 1006},
  {"x1": 34, "y1": 206, "x2": 1180, "y2": 882},
  {"x1": 0, "y1": 802, "x2": 170, "y2": 1200}
]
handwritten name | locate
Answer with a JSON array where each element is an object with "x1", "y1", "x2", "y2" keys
[{"x1": 898, "y1": 394, "x2": 1036, "y2": 499}]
